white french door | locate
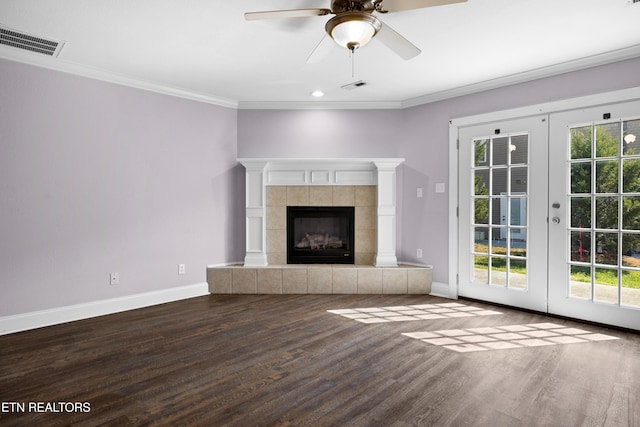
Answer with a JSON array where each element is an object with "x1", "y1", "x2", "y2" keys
[
  {"x1": 458, "y1": 116, "x2": 549, "y2": 312},
  {"x1": 548, "y1": 101, "x2": 640, "y2": 330}
]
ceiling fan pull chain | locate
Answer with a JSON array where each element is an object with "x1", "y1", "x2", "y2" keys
[{"x1": 351, "y1": 49, "x2": 356, "y2": 78}]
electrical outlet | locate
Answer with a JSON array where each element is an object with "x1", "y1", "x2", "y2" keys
[
  {"x1": 110, "y1": 272, "x2": 119, "y2": 285},
  {"x1": 416, "y1": 249, "x2": 423, "y2": 258},
  {"x1": 178, "y1": 264, "x2": 186, "y2": 275}
]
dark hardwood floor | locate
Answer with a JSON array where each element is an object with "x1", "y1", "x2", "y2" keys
[{"x1": 1, "y1": 294, "x2": 638, "y2": 426}]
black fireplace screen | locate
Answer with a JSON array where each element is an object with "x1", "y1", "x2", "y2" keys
[{"x1": 287, "y1": 206, "x2": 355, "y2": 264}]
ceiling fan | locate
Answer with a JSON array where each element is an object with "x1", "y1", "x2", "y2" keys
[{"x1": 245, "y1": 0, "x2": 467, "y2": 61}]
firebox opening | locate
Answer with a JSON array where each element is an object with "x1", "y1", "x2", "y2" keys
[{"x1": 287, "y1": 206, "x2": 355, "y2": 264}]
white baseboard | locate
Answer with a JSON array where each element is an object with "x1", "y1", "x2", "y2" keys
[
  {"x1": 397, "y1": 261, "x2": 433, "y2": 268},
  {"x1": 430, "y1": 281, "x2": 456, "y2": 299},
  {"x1": 207, "y1": 261, "x2": 243, "y2": 268},
  {"x1": 0, "y1": 283, "x2": 210, "y2": 336}
]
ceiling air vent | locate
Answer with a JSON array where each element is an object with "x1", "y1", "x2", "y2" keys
[
  {"x1": 341, "y1": 80, "x2": 367, "y2": 90},
  {"x1": 0, "y1": 26, "x2": 64, "y2": 57}
]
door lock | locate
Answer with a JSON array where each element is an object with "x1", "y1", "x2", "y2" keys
[{"x1": 551, "y1": 217, "x2": 560, "y2": 224}]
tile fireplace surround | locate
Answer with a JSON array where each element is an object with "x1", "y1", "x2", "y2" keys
[{"x1": 208, "y1": 158, "x2": 432, "y2": 295}]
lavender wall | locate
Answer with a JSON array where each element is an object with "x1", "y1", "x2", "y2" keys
[
  {"x1": 2, "y1": 55, "x2": 638, "y2": 318},
  {"x1": 0, "y1": 59, "x2": 242, "y2": 316},
  {"x1": 238, "y1": 58, "x2": 640, "y2": 284},
  {"x1": 237, "y1": 109, "x2": 405, "y2": 158}
]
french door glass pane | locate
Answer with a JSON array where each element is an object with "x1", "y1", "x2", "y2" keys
[
  {"x1": 491, "y1": 258, "x2": 507, "y2": 286},
  {"x1": 570, "y1": 231, "x2": 591, "y2": 263},
  {"x1": 510, "y1": 198, "x2": 527, "y2": 226},
  {"x1": 474, "y1": 255, "x2": 489, "y2": 284},
  {"x1": 622, "y1": 233, "x2": 640, "y2": 266},
  {"x1": 474, "y1": 170, "x2": 489, "y2": 195},
  {"x1": 569, "y1": 265, "x2": 591, "y2": 299},
  {"x1": 474, "y1": 198, "x2": 489, "y2": 224},
  {"x1": 474, "y1": 139, "x2": 489, "y2": 166},
  {"x1": 571, "y1": 163, "x2": 591, "y2": 193},
  {"x1": 595, "y1": 160, "x2": 618, "y2": 193},
  {"x1": 622, "y1": 159, "x2": 640, "y2": 192},
  {"x1": 492, "y1": 137, "x2": 509, "y2": 166},
  {"x1": 492, "y1": 169, "x2": 507, "y2": 194},
  {"x1": 594, "y1": 268, "x2": 618, "y2": 304},
  {"x1": 474, "y1": 226, "x2": 489, "y2": 248},
  {"x1": 567, "y1": 117, "x2": 640, "y2": 307},
  {"x1": 471, "y1": 134, "x2": 529, "y2": 289},
  {"x1": 595, "y1": 232, "x2": 618, "y2": 265},
  {"x1": 491, "y1": 228, "x2": 505, "y2": 254},
  {"x1": 595, "y1": 123, "x2": 620, "y2": 158},
  {"x1": 510, "y1": 259, "x2": 527, "y2": 289},
  {"x1": 623, "y1": 119, "x2": 640, "y2": 155},
  {"x1": 571, "y1": 126, "x2": 592, "y2": 159},
  {"x1": 622, "y1": 197, "x2": 640, "y2": 230},
  {"x1": 510, "y1": 230, "x2": 526, "y2": 256},
  {"x1": 511, "y1": 167, "x2": 527, "y2": 192},
  {"x1": 491, "y1": 198, "x2": 503, "y2": 225},
  {"x1": 570, "y1": 197, "x2": 591, "y2": 228},
  {"x1": 595, "y1": 197, "x2": 618, "y2": 229},
  {"x1": 510, "y1": 135, "x2": 529, "y2": 164},
  {"x1": 621, "y1": 270, "x2": 640, "y2": 308}
]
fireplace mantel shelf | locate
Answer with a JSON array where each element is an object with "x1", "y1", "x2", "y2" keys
[
  {"x1": 239, "y1": 158, "x2": 405, "y2": 268},
  {"x1": 238, "y1": 158, "x2": 405, "y2": 187}
]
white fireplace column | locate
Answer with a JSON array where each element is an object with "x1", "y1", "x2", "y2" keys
[
  {"x1": 241, "y1": 160, "x2": 268, "y2": 267},
  {"x1": 238, "y1": 158, "x2": 405, "y2": 267},
  {"x1": 373, "y1": 160, "x2": 402, "y2": 267}
]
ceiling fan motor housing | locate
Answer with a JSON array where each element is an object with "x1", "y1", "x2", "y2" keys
[{"x1": 331, "y1": 0, "x2": 378, "y2": 14}]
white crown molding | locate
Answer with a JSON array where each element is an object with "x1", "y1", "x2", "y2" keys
[
  {"x1": 401, "y1": 44, "x2": 640, "y2": 109},
  {"x1": 2, "y1": 43, "x2": 638, "y2": 111},
  {"x1": 0, "y1": 47, "x2": 238, "y2": 109},
  {"x1": 0, "y1": 283, "x2": 209, "y2": 336},
  {"x1": 237, "y1": 100, "x2": 405, "y2": 110}
]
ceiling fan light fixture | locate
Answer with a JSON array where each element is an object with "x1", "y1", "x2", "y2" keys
[{"x1": 325, "y1": 12, "x2": 381, "y2": 51}]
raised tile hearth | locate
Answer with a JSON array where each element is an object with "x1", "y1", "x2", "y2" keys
[{"x1": 208, "y1": 264, "x2": 432, "y2": 295}]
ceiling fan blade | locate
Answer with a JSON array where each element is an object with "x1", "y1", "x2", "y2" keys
[
  {"x1": 379, "y1": 0, "x2": 467, "y2": 13},
  {"x1": 245, "y1": 9, "x2": 331, "y2": 21},
  {"x1": 306, "y1": 34, "x2": 336, "y2": 64},
  {"x1": 376, "y1": 22, "x2": 421, "y2": 60}
]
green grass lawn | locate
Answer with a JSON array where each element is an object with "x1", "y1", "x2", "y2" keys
[
  {"x1": 474, "y1": 244, "x2": 640, "y2": 289},
  {"x1": 570, "y1": 266, "x2": 640, "y2": 289}
]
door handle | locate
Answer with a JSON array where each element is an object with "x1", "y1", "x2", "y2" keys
[{"x1": 551, "y1": 217, "x2": 560, "y2": 224}]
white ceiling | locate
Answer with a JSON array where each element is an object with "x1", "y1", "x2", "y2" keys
[{"x1": 1, "y1": 0, "x2": 639, "y2": 109}]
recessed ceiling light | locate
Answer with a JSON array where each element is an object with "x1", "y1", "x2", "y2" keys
[{"x1": 311, "y1": 90, "x2": 324, "y2": 97}]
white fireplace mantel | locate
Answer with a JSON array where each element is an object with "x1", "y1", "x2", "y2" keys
[{"x1": 238, "y1": 158, "x2": 405, "y2": 267}]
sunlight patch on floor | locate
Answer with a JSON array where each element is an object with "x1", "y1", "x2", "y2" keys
[
  {"x1": 327, "y1": 302, "x2": 502, "y2": 323},
  {"x1": 402, "y1": 322, "x2": 619, "y2": 352}
]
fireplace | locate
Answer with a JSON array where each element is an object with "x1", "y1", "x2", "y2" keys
[
  {"x1": 287, "y1": 206, "x2": 355, "y2": 264},
  {"x1": 239, "y1": 158, "x2": 404, "y2": 267}
]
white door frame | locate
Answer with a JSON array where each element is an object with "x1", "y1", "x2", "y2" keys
[{"x1": 446, "y1": 86, "x2": 640, "y2": 301}]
